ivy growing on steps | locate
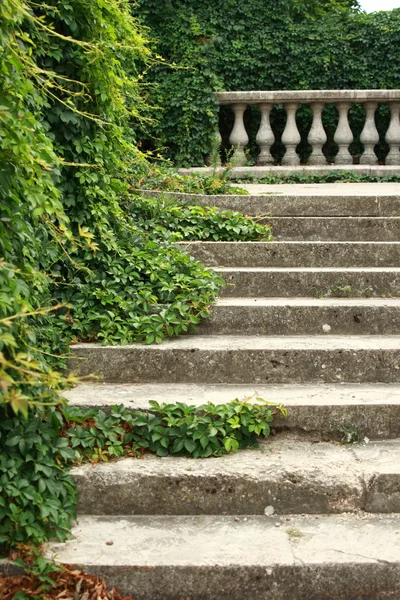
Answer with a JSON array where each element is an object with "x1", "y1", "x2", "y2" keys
[
  {"x1": 132, "y1": 0, "x2": 400, "y2": 166},
  {"x1": 0, "y1": 0, "x2": 272, "y2": 557}
]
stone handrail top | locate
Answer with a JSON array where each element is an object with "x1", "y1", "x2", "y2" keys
[{"x1": 216, "y1": 90, "x2": 400, "y2": 105}]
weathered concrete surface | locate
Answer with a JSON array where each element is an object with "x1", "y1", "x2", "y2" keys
[
  {"x1": 218, "y1": 267, "x2": 400, "y2": 298},
  {"x1": 69, "y1": 335, "x2": 400, "y2": 384},
  {"x1": 48, "y1": 514, "x2": 400, "y2": 599},
  {"x1": 179, "y1": 165, "x2": 400, "y2": 178},
  {"x1": 194, "y1": 297, "x2": 400, "y2": 335},
  {"x1": 63, "y1": 382, "x2": 400, "y2": 439},
  {"x1": 140, "y1": 188, "x2": 400, "y2": 217},
  {"x1": 72, "y1": 438, "x2": 400, "y2": 516},
  {"x1": 237, "y1": 182, "x2": 400, "y2": 197},
  {"x1": 267, "y1": 217, "x2": 400, "y2": 241},
  {"x1": 177, "y1": 241, "x2": 400, "y2": 268}
]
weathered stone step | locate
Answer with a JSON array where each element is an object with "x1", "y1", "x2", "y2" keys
[
  {"x1": 69, "y1": 336, "x2": 400, "y2": 384},
  {"x1": 140, "y1": 188, "x2": 400, "y2": 216},
  {"x1": 218, "y1": 267, "x2": 400, "y2": 297},
  {"x1": 64, "y1": 382, "x2": 400, "y2": 439},
  {"x1": 72, "y1": 438, "x2": 400, "y2": 516},
  {"x1": 49, "y1": 513, "x2": 400, "y2": 600},
  {"x1": 194, "y1": 297, "x2": 400, "y2": 335},
  {"x1": 178, "y1": 241, "x2": 400, "y2": 268},
  {"x1": 267, "y1": 217, "x2": 400, "y2": 241}
]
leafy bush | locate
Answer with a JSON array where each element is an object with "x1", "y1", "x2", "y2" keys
[
  {"x1": 132, "y1": 164, "x2": 248, "y2": 195},
  {"x1": 0, "y1": 406, "x2": 77, "y2": 550},
  {"x1": 235, "y1": 171, "x2": 400, "y2": 185},
  {"x1": 129, "y1": 195, "x2": 272, "y2": 242},
  {"x1": 63, "y1": 400, "x2": 288, "y2": 461}
]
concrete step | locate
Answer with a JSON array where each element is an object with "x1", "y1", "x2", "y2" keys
[
  {"x1": 69, "y1": 336, "x2": 400, "y2": 384},
  {"x1": 267, "y1": 217, "x2": 400, "y2": 241},
  {"x1": 48, "y1": 513, "x2": 400, "y2": 599},
  {"x1": 141, "y1": 187, "x2": 400, "y2": 217},
  {"x1": 140, "y1": 189, "x2": 400, "y2": 217},
  {"x1": 194, "y1": 297, "x2": 400, "y2": 335},
  {"x1": 218, "y1": 267, "x2": 400, "y2": 297},
  {"x1": 63, "y1": 382, "x2": 400, "y2": 440},
  {"x1": 178, "y1": 241, "x2": 400, "y2": 268},
  {"x1": 72, "y1": 437, "x2": 400, "y2": 516}
]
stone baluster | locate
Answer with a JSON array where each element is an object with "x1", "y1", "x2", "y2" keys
[
  {"x1": 256, "y1": 103, "x2": 274, "y2": 165},
  {"x1": 229, "y1": 103, "x2": 249, "y2": 166},
  {"x1": 333, "y1": 102, "x2": 353, "y2": 165},
  {"x1": 308, "y1": 102, "x2": 327, "y2": 165},
  {"x1": 281, "y1": 103, "x2": 301, "y2": 165},
  {"x1": 385, "y1": 102, "x2": 400, "y2": 165},
  {"x1": 360, "y1": 102, "x2": 379, "y2": 165}
]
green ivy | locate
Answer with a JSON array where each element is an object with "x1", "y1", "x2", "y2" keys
[
  {"x1": 63, "y1": 400, "x2": 288, "y2": 461},
  {"x1": 129, "y1": 194, "x2": 272, "y2": 242},
  {"x1": 0, "y1": 0, "x2": 273, "y2": 558},
  {"x1": 232, "y1": 170, "x2": 400, "y2": 184}
]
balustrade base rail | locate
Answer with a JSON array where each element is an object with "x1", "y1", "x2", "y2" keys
[
  {"x1": 179, "y1": 165, "x2": 400, "y2": 179},
  {"x1": 211, "y1": 90, "x2": 400, "y2": 169}
]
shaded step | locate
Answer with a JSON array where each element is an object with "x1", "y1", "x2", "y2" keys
[
  {"x1": 267, "y1": 217, "x2": 400, "y2": 241},
  {"x1": 72, "y1": 438, "x2": 400, "y2": 516},
  {"x1": 178, "y1": 241, "x2": 400, "y2": 268},
  {"x1": 218, "y1": 267, "x2": 400, "y2": 297},
  {"x1": 141, "y1": 189, "x2": 400, "y2": 217},
  {"x1": 69, "y1": 336, "x2": 400, "y2": 384},
  {"x1": 195, "y1": 297, "x2": 400, "y2": 335},
  {"x1": 64, "y1": 382, "x2": 400, "y2": 439},
  {"x1": 48, "y1": 513, "x2": 400, "y2": 600}
]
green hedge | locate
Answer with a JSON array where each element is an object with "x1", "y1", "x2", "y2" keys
[{"x1": 132, "y1": 0, "x2": 400, "y2": 166}]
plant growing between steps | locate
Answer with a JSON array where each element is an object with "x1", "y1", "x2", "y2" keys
[
  {"x1": 132, "y1": 164, "x2": 249, "y2": 196},
  {"x1": 233, "y1": 171, "x2": 400, "y2": 185},
  {"x1": 63, "y1": 400, "x2": 288, "y2": 461},
  {"x1": 129, "y1": 195, "x2": 272, "y2": 242}
]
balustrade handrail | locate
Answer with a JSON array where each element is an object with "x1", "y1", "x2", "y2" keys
[
  {"x1": 216, "y1": 90, "x2": 400, "y2": 104},
  {"x1": 214, "y1": 89, "x2": 400, "y2": 167}
]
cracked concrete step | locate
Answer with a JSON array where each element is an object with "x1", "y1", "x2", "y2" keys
[
  {"x1": 72, "y1": 438, "x2": 400, "y2": 516},
  {"x1": 140, "y1": 188, "x2": 400, "y2": 216},
  {"x1": 194, "y1": 297, "x2": 400, "y2": 335},
  {"x1": 63, "y1": 382, "x2": 400, "y2": 439},
  {"x1": 69, "y1": 336, "x2": 400, "y2": 384},
  {"x1": 48, "y1": 513, "x2": 400, "y2": 600},
  {"x1": 178, "y1": 241, "x2": 400, "y2": 268},
  {"x1": 217, "y1": 267, "x2": 400, "y2": 297},
  {"x1": 267, "y1": 217, "x2": 400, "y2": 241}
]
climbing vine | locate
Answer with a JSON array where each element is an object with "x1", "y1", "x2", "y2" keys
[{"x1": 0, "y1": 0, "x2": 272, "y2": 558}]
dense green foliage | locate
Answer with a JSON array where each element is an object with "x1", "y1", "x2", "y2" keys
[
  {"x1": 133, "y1": 163, "x2": 249, "y2": 195},
  {"x1": 63, "y1": 400, "x2": 287, "y2": 460},
  {"x1": 232, "y1": 170, "x2": 400, "y2": 184},
  {"x1": 130, "y1": 195, "x2": 271, "y2": 242},
  {"x1": 0, "y1": 0, "x2": 272, "y2": 555},
  {"x1": 132, "y1": 0, "x2": 400, "y2": 166}
]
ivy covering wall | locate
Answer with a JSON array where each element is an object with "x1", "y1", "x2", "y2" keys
[{"x1": 132, "y1": 0, "x2": 400, "y2": 166}]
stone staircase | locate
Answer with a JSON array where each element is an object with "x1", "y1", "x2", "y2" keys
[{"x1": 59, "y1": 184, "x2": 400, "y2": 599}]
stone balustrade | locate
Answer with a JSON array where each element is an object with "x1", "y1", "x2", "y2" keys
[{"x1": 216, "y1": 90, "x2": 400, "y2": 167}]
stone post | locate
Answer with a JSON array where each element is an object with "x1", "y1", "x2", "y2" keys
[
  {"x1": 360, "y1": 102, "x2": 379, "y2": 165},
  {"x1": 334, "y1": 102, "x2": 353, "y2": 165},
  {"x1": 308, "y1": 102, "x2": 327, "y2": 165},
  {"x1": 256, "y1": 103, "x2": 274, "y2": 165},
  {"x1": 281, "y1": 103, "x2": 301, "y2": 166},
  {"x1": 385, "y1": 102, "x2": 400, "y2": 166},
  {"x1": 229, "y1": 103, "x2": 249, "y2": 166}
]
